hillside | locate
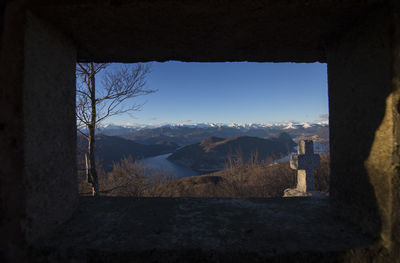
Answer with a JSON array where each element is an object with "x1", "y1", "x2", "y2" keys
[
  {"x1": 79, "y1": 154, "x2": 330, "y2": 197},
  {"x1": 147, "y1": 162, "x2": 296, "y2": 198},
  {"x1": 146, "y1": 156, "x2": 329, "y2": 198},
  {"x1": 78, "y1": 135, "x2": 179, "y2": 171},
  {"x1": 167, "y1": 133, "x2": 296, "y2": 173}
]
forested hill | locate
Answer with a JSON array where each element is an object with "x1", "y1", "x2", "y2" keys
[{"x1": 167, "y1": 132, "x2": 296, "y2": 173}]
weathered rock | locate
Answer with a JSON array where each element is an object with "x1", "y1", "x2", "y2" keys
[{"x1": 31, "y1": 197, "x2": 371, "y2": 262}]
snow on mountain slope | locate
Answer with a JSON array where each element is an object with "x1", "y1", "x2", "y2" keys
[{"x1": 99, "y1": 121, "x2": 328, "y2": 131}]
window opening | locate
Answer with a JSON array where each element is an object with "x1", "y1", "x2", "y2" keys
[{"x1": 76, "y1": 62, "x2": 329, "y2": 198}]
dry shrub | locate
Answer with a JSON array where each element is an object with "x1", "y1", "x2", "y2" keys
[
  {"x1": 77, "y1": 170, "x2": 91, "y2": 195},
  {"x1": 144, "y1": 168, "x2": 177, "y2": 197},
  {"x1": 101, "y1": 157, "x2": 148, "y2": 196},
  {"x1": 220, "y1": 153, "x2": 296, "y2": 198},
  {"x1": 208, "y1": 150, "x2": 331, "y2": 198},
  {"x1": 77, "y1": 160, "x2": 107, "y2": 195},
  {"x1": 315, "y1": 155, "x2": 330, "y2": 193},
  {"x1": 146, "y1": 175, "x2": 225, "y2": 198},
  {"x1": 77, "y1": 153, "x2": 330, "y2": 198},
  {"x1": 77, "y1": 156, "x2": 177, "y2": 197}
]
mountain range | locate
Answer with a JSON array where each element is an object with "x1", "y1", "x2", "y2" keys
[
  {"x1": 97, "y1": 121, "x2": 328, "y2": 146},
  {"x1": 78, "y1": 121, "x2": 327, "y2": 173},
  {"x1": 99, "y1": 121, "x2": 328, "y2": 132}
]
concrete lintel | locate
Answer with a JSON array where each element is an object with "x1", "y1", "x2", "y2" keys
[{"x1": 26, "y1": 0, "x2": 386, "y2": 63}]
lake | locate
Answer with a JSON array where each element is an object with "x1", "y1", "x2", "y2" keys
[
  {"x1": 139, "y1": 153, "x2": 200, "y2": 178},
  {"x1": 140, "y1": 142, "x2": 328, "y2": 178}
]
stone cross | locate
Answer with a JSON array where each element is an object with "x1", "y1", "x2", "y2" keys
[{"x1": 289, "y1": 140, "x2": 320, "y2": 192}]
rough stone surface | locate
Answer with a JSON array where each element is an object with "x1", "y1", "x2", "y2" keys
[
  {"x1": 21, "y1": 13, "x2": 79, "y2": 244},
  {"x1": 32, "y1": 197, "x2": 375, "y2": 262},
  {"x1": 391, "y1": 1, "x2": 400, "y2": 258},
  {"x1": 327, "y1": 5, "x2": 400, "y2": 256},
  {"x1": 23, "y1": 14, "x2": 78, "y2": 243},
  {"x1": 0, "y1": 2, "x2": 27, "y2": 262},
  {"x1": 1, "y1": 0, "x2": 400, "y2": 262},
  {"x1": 28, "y1": 0, "x2": 385, "y2": 63}
]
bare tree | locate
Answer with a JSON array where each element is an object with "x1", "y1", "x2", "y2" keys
[{"x1": 76, "y1": 62, "x2": 155, "y2": 196}]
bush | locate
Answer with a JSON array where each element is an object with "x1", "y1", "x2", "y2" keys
[
  {"x1": 315, "y1": 155, "x2": 330, "y2": 193},
  {"x1": 101, "y1": 157, "x2": 148, "y2": 197},
  {"x1": 77, "y1": 154, "x2": 330, "y2": 198},
  {"x1": 77, "y1": 156, "x2": 177, "y2": 197},
  {"x1": 219, "y1": 154, "x2": 297, "y2": 198}
]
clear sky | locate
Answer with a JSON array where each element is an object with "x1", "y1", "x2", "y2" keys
[{"x1": 99, "y1": 61, "x2": 328, "y2": 125}]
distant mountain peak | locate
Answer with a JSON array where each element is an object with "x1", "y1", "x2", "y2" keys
[{"x1": 99, "y1": 121, "x2": 328, "y2": 131}]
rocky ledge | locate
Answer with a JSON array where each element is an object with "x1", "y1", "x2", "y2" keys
[{"x1": 31, "y1": 196, "x2": 376, "y2": 262}]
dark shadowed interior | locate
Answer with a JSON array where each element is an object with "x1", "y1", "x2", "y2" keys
[{"x1": 1, "y1": 0, "x2": 399, "y2": 262}]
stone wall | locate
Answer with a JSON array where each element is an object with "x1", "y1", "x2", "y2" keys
[
  {"x1": 1, "y1": 0, "x2": 399, "y2": 261},
  {"x1": 0, "y1": 2, "x2": 27, "y2": 261},
  {"x1": 327, "y1": 5, "x2": 400, "y2": 255},
  {"x1": 391, "y1": 1, "x2": 400, "y2": 257},
  {"x1": 23, "y1": 13, "x2": 78, "y2": 244}
]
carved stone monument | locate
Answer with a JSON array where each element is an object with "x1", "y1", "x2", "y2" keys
[{"x1": 284, "y1": 140, "x2": 321, "y2": 197}]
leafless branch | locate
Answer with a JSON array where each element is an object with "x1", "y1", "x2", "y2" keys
[
  {"x1": 75, "y1": 62, "x2": 155, "y2": 196},
  {"x1": 77, "y1": 128, "x2": 89, "y2": 139}
]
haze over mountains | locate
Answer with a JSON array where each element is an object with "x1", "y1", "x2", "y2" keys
[{"x1": 97, "y1": 121, "x2": 329, "y2": 146}]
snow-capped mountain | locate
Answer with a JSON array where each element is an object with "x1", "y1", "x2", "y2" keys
[
  {"x1": 99, "y1": 121, "x2": 328, "y2": 131},
  {"x1": 94, "y1": 121, "x2": 329, "y2": 146}
]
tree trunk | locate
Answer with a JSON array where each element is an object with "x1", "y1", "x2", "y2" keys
[
  {"x1": 88, "y1": 126, "x2": 99, "y2": 196},
  {"x1": 85, "y1": 153, "x2": 90, "y2": 183},
  {"x1": 88, "y1": 62, "x2": 99, "y2": 196}
]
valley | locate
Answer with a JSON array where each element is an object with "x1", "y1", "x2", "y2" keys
[
  {"x1": 167, "y1": 133, "x2": 296, "y2": 173},
  {"x1": 78, "y1": 122, "x2": 329, "y2": 177}
]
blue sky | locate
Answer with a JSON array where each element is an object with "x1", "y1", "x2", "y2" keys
[{"x1": 99, "y1": 61, "x2": 328, "y2": 125}]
